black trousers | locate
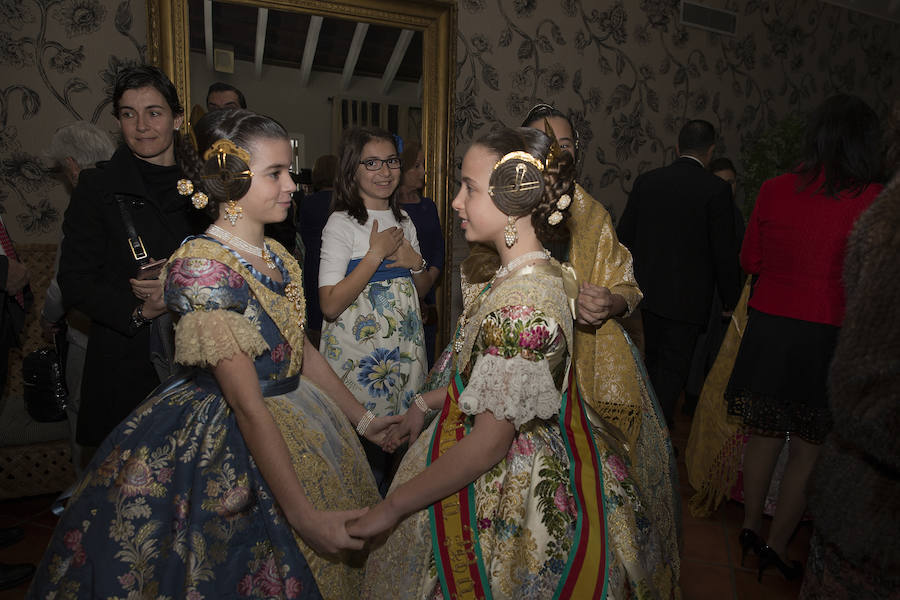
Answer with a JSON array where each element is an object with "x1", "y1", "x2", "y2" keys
[{"x1": 641, "y1": 309, "x2": 702, "y2": 427}]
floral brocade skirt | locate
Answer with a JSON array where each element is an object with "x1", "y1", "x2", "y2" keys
[
  {"x1": 320, "y1": 277, "x2": 427, "y2": 417},
  {"x1": 362, "y1": 414, "x2": 677, "y2": 600},
  {"x1": 27, "y1": 374, "x2": 379, "y2": 600}
]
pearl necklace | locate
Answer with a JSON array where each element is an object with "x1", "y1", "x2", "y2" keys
[
  {"x1": 207, "y1": 224, "x2": 276, "y2": 269},
  {"x1": 494, "y1": 249, "x2": 550, "y2": 279}
]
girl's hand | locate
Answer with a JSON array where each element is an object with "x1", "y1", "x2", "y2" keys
[
  {"x1": 386, "y1": 238, "x2": 423, "y2": 270},
  {"x1": 291, "y1": 507, "x2": 369, "y2": 555},
  {"x1": 368, "y1": 219, "x2": 403, "y2": 261},
  {"x1": 365, "y1": 414, "x2": 404, "y2": 446},
  {"x1": 382, "y1": 408, "x2": 425, "y2": 453},
  {"x1": 346, "y1": 500, "x2": 400, "y2": 540}
]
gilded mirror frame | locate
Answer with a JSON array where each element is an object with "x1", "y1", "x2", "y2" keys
[{"x1": 146, "y1": 0, "x2": 457, "y2": 351}]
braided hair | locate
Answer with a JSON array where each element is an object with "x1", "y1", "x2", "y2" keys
[
  {"x1": 178, "y1": 109, "x2": 288, "y2": 219},
  {"x1": 474, "y1": 127, "x2": 576, "y2": 246}
]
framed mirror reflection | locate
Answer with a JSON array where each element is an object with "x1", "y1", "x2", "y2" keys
[{"x1": 146, "y1": 0, "x2": 457, "y2": 351}]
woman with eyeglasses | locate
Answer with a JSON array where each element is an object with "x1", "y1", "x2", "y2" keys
[{"x1": 318, "y1": 127, "x2": 428, "y2": 493}]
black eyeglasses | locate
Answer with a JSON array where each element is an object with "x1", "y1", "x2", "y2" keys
[{"x1": 359, "y1": 157, "x2": 401, "y2": 171}]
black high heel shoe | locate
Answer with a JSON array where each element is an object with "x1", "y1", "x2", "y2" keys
[
  {"x1": 756, "y1": 545, "x2": 803, "y2": 582},
  {"x1": 738, "y1": 529, "x2": 762, "y2": 566}
]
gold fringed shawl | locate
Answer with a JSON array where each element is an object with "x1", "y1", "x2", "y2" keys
[
  {"x1": 685, "y1": 277, "x2": 752, "y2": 517},
  {"x1": 164, "y1": 237, "x2": 306, "y2": 375},
  {"x1": 567, "y1": 184, "x2": 646, "y2": 446}
]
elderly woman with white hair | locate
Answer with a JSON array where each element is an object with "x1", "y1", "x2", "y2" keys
[{"x1": 42, "y1": 120, "x2": 116, "y2": 468}]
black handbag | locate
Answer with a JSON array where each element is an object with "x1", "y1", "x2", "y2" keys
[{"x1": 23, "y1": 344, "x2": 68, "y2": 423}]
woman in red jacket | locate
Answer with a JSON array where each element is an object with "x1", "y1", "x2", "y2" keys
[{"x1": 726, "y1": 94, "x2": 884, "y2": 581}]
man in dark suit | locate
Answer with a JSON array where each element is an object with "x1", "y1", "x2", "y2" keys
[
  {"x1": 0, "y1": 217, "x2": 36, "y2": 591},
  {"x1": 617, "y1": 120, "x2": 741, "y2": 427}
]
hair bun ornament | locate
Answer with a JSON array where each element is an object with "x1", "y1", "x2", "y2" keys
[
  {"x1": 556, "y1": 193, "x2": 571, "y2": 211},
  {"x1": 548, "y1": 210, "x2": 563, "y2": 226},
  {"x1": 200, "y1": 139, "x2": 253, "y2": 224},
  {"x1": 488, "y1": 150, "x2": 544, "y2": 211}
]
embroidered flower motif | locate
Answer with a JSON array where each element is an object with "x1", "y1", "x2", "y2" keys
[
  {"x1": 173, "y1": 494, "x2": 189, "y2": 522},
  {"x1": 478, "y1": 517, "x2": 492, "y2": 530},
  {"x1": 117, "y1": 455, "x2": 155, "y2": 497},
  {"x1": 519, "y1": 325, "x2": 550, "y2": 350},
  {"x1": 553, "y1": 483, "x2": 578, "y2": 517},
  {"x1": 366, "y1": 281, "x2": 395, "y2": 315},
  {"x1": 157, "y1": 466, "x2": 173, "y2": 483},
  {"x1": 117, "y1": 572, "x2": 136, "y2": 588},
  {"x1": 237, "y1": 574, "x2": 254, "y2": 596},
  {"x1": 270, "y1": 342, "x2": 291, "y2": 363},
  {"x1": 509, "y1": 435, "x2": 535, "y2": 457},
  {"x1": 62, "y1": 529, "x2": 82, "y2": 550},
  {"x1": 285, "y1": 577, "x2": 303, "y2": 598},
  {"x1": 352, "y1": 313, "x2": 380, "y2": 341},
  {"x1": 398, "y1": 309, "x2": 421, "y2": 342},
  {"x1": 253, "y1": 556, "x2": 283, "y2": 596},
  {"x1": 168, "y1": 258, "x2": 245, "y2": 290},
  {"x1": 186, "y1": 589, "x2": 203, "y2": 600},
  {"x1": 607, "y1": 454, "x2": 629, "y2": 482},
  {"x1": 322, "y1": 332, "x2": 342, "y2": 361},
  {"x1": 356, "y1": 347, "x2": 402, "y2": 397}
]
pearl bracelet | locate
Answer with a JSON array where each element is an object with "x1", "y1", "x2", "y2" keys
[
  {"x1": 414, "y1": 393, "x2": 428, "y2": 413},
  {"x1": 356, "y1": 410, "x2": 375, "y2": 436}
]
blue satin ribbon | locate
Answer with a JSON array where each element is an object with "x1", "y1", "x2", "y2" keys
[{"x1": 345, "y1": 257, "x2": 411, "y2": 282}]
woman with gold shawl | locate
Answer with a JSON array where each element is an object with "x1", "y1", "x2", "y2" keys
[
  {"x1": 349, "y1": 127, "x2": 677, "y2": 599},
  {"x1": 28, "y1": 110, "x2": 397, "y2": 600}
]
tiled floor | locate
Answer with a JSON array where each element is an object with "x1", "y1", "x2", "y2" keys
[{"x1": 1, "y1": 402, "x2": 809, "y2": 599}]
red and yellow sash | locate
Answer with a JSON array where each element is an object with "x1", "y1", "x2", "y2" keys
[{"x1": 427, "y1": 367, "x2": 609, "y2": 599}]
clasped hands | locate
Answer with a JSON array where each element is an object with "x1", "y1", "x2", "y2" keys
[
  {"x1": 368, "y1": 219, "x2": 422, "y2": 270},
  {"x1": 311, "y1": 396, "x2": 434, "y2": 550}
]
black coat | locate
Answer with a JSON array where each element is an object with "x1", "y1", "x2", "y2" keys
[
  {"x1": 58, "y1": 145, "x2": 202, "y2": 446},
  {"x1": 617, "y1": 157, "x2": 741, "y2": 325}
]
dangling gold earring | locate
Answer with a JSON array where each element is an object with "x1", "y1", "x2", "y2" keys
[
  {"x1": 224, "y1": 200, "x2": 243, "y2": 226},
  {"x1": 504, "y1": 215, "x2": 518, "y2": 248}
]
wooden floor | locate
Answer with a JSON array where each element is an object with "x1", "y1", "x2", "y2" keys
[{"x1": 1, "y1": 399, "x2": 810, "y2": 599}]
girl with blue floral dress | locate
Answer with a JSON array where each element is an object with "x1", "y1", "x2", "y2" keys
[
  {"x1": 27, "y1": 111, "x2": 401, "y2": 600},
  {"x1": 318, "y1": 127, "x2": 429, "y2": 492}
]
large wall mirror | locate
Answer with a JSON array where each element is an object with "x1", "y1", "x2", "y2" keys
[{"x1": 147, "y1": 0, "x2": 457, "y2": 350}]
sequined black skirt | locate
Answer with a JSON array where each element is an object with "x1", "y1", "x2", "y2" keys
[{"x1": 726, "y1": 308, "x2": 839, "y2": 443}]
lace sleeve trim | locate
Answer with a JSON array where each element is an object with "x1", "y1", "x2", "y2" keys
[
  {"x1": 457, "y1": 353, "x2": 560, "y2": 429},
  {"x1": 174, "y1": 309, "x2": 270, "y2": 368}
]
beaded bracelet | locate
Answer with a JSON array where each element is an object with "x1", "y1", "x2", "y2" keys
[
  {"x1": 413, "y1": 393, "x2": 429, "y2": 413},
  {"x1": 356, "y1": 410, "x2": 376, "y2": 436}
]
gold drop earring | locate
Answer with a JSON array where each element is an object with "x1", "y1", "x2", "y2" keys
[{"x1": 504, "y1": 214, "x2": 518, "y2": 248}]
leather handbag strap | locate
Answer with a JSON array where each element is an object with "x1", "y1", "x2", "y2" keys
[{"x1": 115, "y1": 193, "x2": 150, "y2": 265}]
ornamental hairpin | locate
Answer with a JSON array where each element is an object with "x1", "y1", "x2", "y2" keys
[
  {"x1": 201, "y1": 139, "x2": 253, "y2": 225},
  {"x1": 203, "y1": 138, "x2": 251, "y2": 164},
  {"x1": 488, "y1": 151, "x2": 544, "y2": 198}
]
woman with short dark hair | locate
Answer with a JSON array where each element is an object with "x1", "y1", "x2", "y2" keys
[{"x1": 57, "y1": 65, "x2": 206, "y2": 455}]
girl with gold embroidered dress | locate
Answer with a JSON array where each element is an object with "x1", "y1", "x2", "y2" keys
[
  {"x1": 350, "y1": 128, "x2": 678, "y2": 599},
  {"x1": 28, "y1": 110, "x2": 401, "y2": 600}
]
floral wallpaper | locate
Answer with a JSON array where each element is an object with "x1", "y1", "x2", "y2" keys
[
  {"x1": 1, "y1": 0, "x2": 897, "y2": 256},
  {"x1": 0, "y1": 0, "x2": 144, "y2": 242},
  {"x1": 454, "y1": 0, "x2": 899, "y2": 220}
]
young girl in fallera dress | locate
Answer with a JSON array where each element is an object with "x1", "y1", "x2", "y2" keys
[
  {"x1": 318, "y1": 127, "x2": 429, "y2": 493},
  {"x1": 350, "y1": 127, "x2": 678, "y2": 599},
  {"x1": 27, "y1": 110, "x2": 401, "y2": 600}
]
